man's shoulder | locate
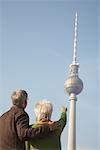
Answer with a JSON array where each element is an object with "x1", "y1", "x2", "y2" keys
[{"x1": 0, "y1": 109, "x2": 10, "y2": 118}]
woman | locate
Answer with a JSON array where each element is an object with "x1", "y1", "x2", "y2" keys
[{"x1": 26, "y1": 99, "x2": 67, "y2": 150}]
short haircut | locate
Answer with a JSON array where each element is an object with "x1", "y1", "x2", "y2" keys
[
  {"x1": 34, "y1": 99, "x2": 53, "y2": 122},
  {"x1": 11, "y1": 89, "x2": 28, "y2": 106}
]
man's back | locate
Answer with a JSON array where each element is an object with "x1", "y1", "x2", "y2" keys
[{"x1": 0, "y1": 106, "x2": 28, "y2": 150}]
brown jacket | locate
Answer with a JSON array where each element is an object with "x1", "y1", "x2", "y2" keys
[{"x1": 0, "y1": 106, "x2": 52, "y2": 150}]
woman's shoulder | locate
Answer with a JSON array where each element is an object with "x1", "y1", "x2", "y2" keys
[{"x1": 31, "y1": 120, "x2": 54, "y2": 128}]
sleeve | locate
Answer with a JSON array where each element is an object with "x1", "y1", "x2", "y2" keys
[
  {"x1": 15, "y1": 111, "x2": 51, "y2": 141},
  {"x1": 58, "y1": 112, "x2": 67, "y2": 132}
]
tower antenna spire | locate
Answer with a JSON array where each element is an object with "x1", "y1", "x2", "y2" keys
[{"x1": 73, "y1": 12, "x2": 78, "y2": 65}]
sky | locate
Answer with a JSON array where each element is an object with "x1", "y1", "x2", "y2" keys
[{"x1": 0, "y1": 0, "x2": 99, "y2": 150}]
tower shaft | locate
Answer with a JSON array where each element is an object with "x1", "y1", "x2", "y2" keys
[{"x1": 67, "y1": 93, "x2": 76, "y2": 150}]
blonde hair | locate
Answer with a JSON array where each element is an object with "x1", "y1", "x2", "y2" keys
[
  {"x1": 11, "y1": 89, "x2": 28, "y2": 106},
  {"x1": 34, "y1": 99, "x2": 53, "y2": 122}
]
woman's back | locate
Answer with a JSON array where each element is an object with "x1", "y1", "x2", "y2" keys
[{"x1": 26, "y1": 121, "x2": 63, "y2": 150}]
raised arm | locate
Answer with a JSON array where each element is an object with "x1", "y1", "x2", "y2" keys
[{"x1": 57, "y1": 106, "x2": 67, "y2": 131}]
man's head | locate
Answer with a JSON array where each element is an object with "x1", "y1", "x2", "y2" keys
[
  {"x1": 34, "y1": 99, "x2": 53, "y2": 122},
  {"x1": 11, "y1": 89, "x2": 28, "y2": 109}
]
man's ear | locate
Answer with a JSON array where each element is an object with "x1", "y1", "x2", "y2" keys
[{"x1": 22, "y1": 99, "x2": 27, "y2": 108}]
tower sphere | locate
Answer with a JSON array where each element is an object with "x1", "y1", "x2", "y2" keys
[{"x1": 64, "y1": 76, "x2": 83, "y2": 95}]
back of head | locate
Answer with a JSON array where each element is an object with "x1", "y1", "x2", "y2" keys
[
  {"x1": 34, "y1": 99, "x2": 53, "y2": 122},
  {"x1": 11, "y1": 89, "x2": 28, "y2": 108}
]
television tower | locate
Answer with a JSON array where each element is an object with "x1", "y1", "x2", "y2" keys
[{"x1": 64, "y1": 12, "x2": 83, "y2": 150}]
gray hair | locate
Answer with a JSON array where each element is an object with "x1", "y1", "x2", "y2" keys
[
  {"x1": 34, "y1": 99, "x2": 53, "y2": 122},
  {"x1": 11, "y1": 89, "x2": 28, "y2": 106}
]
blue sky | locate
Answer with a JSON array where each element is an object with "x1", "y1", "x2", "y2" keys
[{"x1": 0, "y1": 0, "x2": 99, "y2": 150}]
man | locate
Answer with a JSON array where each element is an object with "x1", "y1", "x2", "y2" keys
[
  {"x1": 26, "y1": 99, "x2": 67, "y2": 150},
  {"x1": 0, "y1": 90, "x2": 59, "y2": 150}
]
